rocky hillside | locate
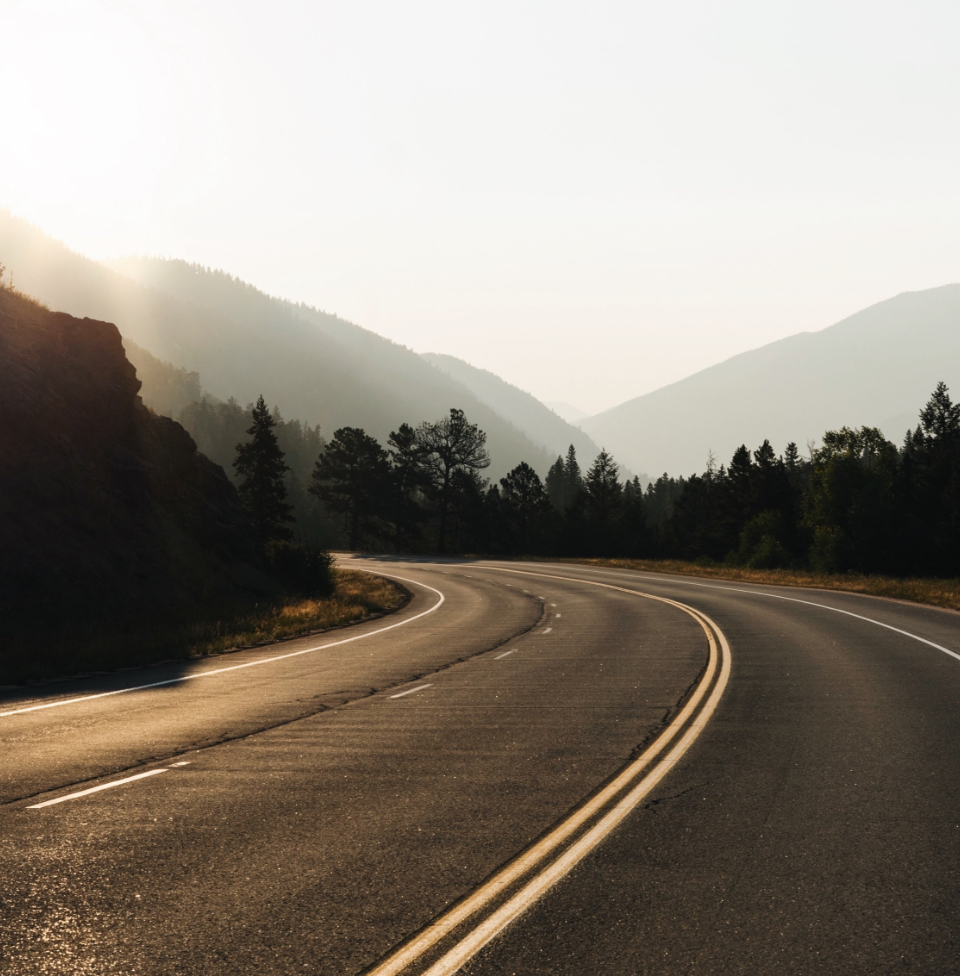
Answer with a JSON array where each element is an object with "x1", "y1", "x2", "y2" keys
[{"x1": 0, "y1": 287, "x2": 265, "y2": 621}]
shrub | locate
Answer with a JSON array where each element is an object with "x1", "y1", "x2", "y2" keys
[
  {"x1": 735, "y1": 511, "x2": 793, "y2": 569},
  {"x1": 264, "y1": 540, "x2": 334, "y2": 596}
]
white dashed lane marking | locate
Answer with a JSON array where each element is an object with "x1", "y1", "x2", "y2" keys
[
  {"x1": 389, "y1": 684, "x2": 434, "y2": 700},
  {"x1": 27, "y1": 760, "x2": 194, "y2": 810}
]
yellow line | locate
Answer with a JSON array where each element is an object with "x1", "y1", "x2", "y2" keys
[
  {"x1": 422, "y1": 602, "x2": 731, "y2": 976},
  {"x1": 365, "y1": 569, "x2": 730, "y2": 976}
]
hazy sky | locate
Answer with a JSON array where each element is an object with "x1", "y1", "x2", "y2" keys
[{"x1": 3, "y1": 1, "x2": 959, "y2": 414}]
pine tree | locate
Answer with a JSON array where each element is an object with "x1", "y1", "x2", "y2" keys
[
  {"x1": 753, "y1": 439, "x2": 776, "y2": 469},
  {"x1": 920, "y1": 381, "x2": 960, "y2": 441},
  {"x1": 584, "y1": 450, "x2": 622, "y2": 527},
  {"x1": 311, "y1": 427, "x2": 390, "y2": 550},
  {"x1": 620, "y1": 475, "x2": 649, "y2": 557},
  {"x1": 562, "y1": 445, "x2": 582, "y2": 510},
  {"x1": 233, "y1": 395, "x2": 293, "y2": 542},
  {"x1": 385, "y1": 423, "x2": 431, "y2": 550},
  {"x1": 545, "y1": 455, "x2": 567, "y2": 511},
  {"x1": 580, "y1": 449, "x2": 623, "y2": 556},
  {"x1": 500, "y1": 461, "x2": 549, "y2": 550},
  {"x1": 784, "y1": 442, "x2": 800, "y2": 472}
]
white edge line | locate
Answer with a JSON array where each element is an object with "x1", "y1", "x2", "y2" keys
[
  {"x1": 557, "y1": 565, "x2": 960, "y2": 664},
  {"x1": 1, "y1": 572, "x2": 445, "y2": 718},
  {"x1": 27, "y1": 768, "x2": 169, "y2": 808},
  {"x1": 389, "y1": 684, "x2": 433, "y2": 699}
]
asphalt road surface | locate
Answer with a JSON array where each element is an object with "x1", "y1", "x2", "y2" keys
[{"x1": 1, "y1": 557, "x2": 958, "y2": 975}]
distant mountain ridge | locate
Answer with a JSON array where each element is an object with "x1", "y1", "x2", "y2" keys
[
  {"x1": 0, "y1": 210, "x2": 558, "y2": 479},
  {"x1": 420, "y1": 353, "x2": 612, "y2": 472},
  {"x1": 582, "y1": 284, "x2": 960, "y2": 475},
  {"x1": 9, "y1": 208, "x2": 948, "y2": 484},
  {"x1": 545, "y1": 401, "x2": 588, "y2": 424}
]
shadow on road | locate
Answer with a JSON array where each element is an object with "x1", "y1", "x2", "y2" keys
[{"x1": 0, "y1": 654, "x2": 200, "y2": 711}]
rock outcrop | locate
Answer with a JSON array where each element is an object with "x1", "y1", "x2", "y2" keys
[{"x1": 0, "y1": 287, "x2": 264, "y2": 620}]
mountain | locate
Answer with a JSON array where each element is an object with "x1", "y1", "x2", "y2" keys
[
  {"x1": 0, "y1": 210, "x2": 555, "y2": 480},
  {"x1": 545, "y1": 400, "x2": 588, "y2": 424},
  {"x1": 581, "y1": 284, "x2": 960, "y2": 476},
  {"x1": 420, "y1": 353, "x2": 606, "y2": 468}
]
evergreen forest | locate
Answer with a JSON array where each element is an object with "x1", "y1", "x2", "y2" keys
[{"x1": 215, "y1": 382, "x2": 960, "y2": 578}]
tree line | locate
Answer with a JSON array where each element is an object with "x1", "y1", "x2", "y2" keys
[
  {"x1": 230, "y1": 383, "x2": 960, "y2": 578},
  {"x1": 648, "y1": 381, "x2": 960, "y2": 576}
]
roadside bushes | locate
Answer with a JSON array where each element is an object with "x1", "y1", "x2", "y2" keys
[{"x1": 264, "y1": 540, "x2": 334, "y2": 597}]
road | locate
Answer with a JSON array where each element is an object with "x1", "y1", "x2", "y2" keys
[{"x1": 1, "y1": 557, "x2": 958, "y2": 975}]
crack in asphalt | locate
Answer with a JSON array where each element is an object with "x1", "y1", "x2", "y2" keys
[
  {"x1": 627, "y1": 652, "x2": 711, "y2": 764},
  {"x1": 643, "y1": 781, "x2": 713, "y2": 812}
]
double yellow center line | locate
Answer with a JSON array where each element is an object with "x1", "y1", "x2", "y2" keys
[{"x1": 365, "y1": 569, "x2": 732, "y2": 976}]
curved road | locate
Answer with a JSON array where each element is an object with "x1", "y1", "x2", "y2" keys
[{"x1": 1, "y1": 557, "x2": 957, "y2": 974}]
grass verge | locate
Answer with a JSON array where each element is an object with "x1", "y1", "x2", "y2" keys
[
  {"x1": 1, "y1": 569, "x2": 408, "y2": 687},
  {"x1": 555, "y1": 557, "x2": 960, "y2": 613}
]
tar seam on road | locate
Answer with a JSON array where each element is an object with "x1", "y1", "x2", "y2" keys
[
  {"x1": 569, "y1": 566, "x2": 960, "y2": 665},
  {"x1": 363, "y1": 570, "x2": 731, "y2": 976},
  {"x1": 0, "y1": 573, "x2": 446, "y2": 719}
]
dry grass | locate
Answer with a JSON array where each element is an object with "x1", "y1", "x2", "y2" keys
[
  {"x1": 1, "y1": 570, "x2": 408, "y2": 686},
  {"x1": 182, "y1": 570, "x2": 407, "y2": 657},
  {"x1": 557, "y1": 557, "x2": 960, "y2": 613}
]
